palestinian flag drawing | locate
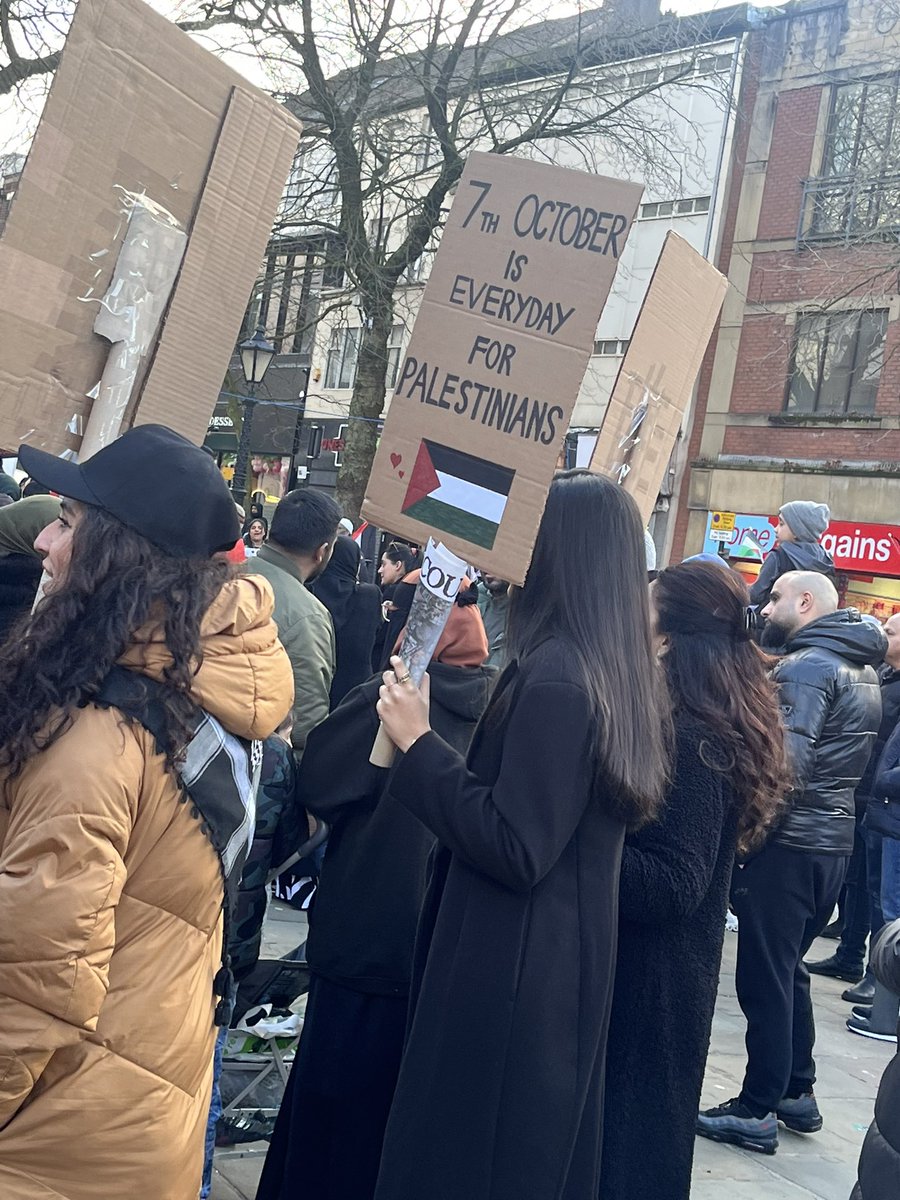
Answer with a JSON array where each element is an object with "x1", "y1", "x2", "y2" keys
[{"x1": 401, "y1": 439, "x2": 515, "y2": 550}]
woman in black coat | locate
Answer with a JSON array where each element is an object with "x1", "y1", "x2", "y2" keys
[
  {"x1": 310, "y1": 535, "x2": 382, "y2": 708},
  {"x1": 374, "y1": 471, "x2": 671, "y2": 1200},
  {"x1": 601, "y1": 561, "x2": 789, "y2": 1200},
  {"x1": 256, "y1": 602, "x2": 493, "y2": 1200}
]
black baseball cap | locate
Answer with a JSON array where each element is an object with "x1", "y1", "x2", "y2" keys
[{"x1": 18, "y1": 424, "x2": 240, "y2": 558}]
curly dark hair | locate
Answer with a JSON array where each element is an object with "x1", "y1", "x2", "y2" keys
[
  {"x1": 0, "y1": 503, "x2": 231, "y2": 780},
  {"x1": 653, "y1": 561, "x2": 790, "y2": 856}
]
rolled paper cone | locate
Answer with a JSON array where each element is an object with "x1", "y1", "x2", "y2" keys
[
  {"x1": 370, "y1": 723, "x2": 399, "y2": 769},
  {"x1": 369, "y1": 538, "x2": 469, "y2": 767}
]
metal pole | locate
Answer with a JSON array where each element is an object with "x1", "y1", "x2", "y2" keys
[
  {"x1": 231, "y1": 384, "x2": 257, "y2": 504},
  {"x1": 288, "y1": 368, "x2": 310, "y2": 491}
]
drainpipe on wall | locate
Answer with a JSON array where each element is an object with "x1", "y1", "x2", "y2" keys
[{"x1": 651, "y1": 31, "x2": 746, "y2": 567}]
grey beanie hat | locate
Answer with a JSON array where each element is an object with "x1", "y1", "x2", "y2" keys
[{"x1": 780, "y1": 500, "x2": 830, "y2": 542}]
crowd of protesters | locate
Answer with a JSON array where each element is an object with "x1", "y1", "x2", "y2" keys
[{"x1": 0, "y1": 434, "x2": 897, "y2": 1200}]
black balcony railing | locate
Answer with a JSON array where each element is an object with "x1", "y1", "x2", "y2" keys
[{"x1": 797, "y1": 173, "x2": 900, "y2": 245}]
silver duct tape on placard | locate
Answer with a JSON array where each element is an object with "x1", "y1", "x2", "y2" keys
[{"x1": 79, "y1": 190, "x2": 187, "y2": 461}]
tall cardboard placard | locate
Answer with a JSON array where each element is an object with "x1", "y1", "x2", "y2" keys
[
  {"x1": 362, "y1": 151, "x2": 642, "y2": 585},
  {"x1": 589, "y1": 232, "x2": 728, "y2": 523},
  {"x1": 0, "y1": 0, "x2": 301, "y2": 457}
]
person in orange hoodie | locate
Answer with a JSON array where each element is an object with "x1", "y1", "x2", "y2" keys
[{"x1": 0, "y1": 425, "x2": 293, "y2": 1200}]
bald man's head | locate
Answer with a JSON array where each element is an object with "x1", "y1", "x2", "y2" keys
[
  {"x1": 762, "y1": 570, "x2": 839, "y2": 641},
  {"x1": 883, "y1": 612, "x2": 900, "y2": 670}
]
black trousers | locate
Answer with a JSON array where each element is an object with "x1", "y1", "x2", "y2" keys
[
  {"x1": 732, "y1": 842, "x2": 848, "y2": 1113},
  {"x1": 256, "y1": 974, "x2": 408, "y2": 1200},
  {"x1": 836, "y1": 820, "x2": 873, "y2": 973}
]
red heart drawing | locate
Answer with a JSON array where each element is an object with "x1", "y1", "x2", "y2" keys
[
  {"x1": 398, "y1": 470, "x2": 405, "y2": 479},
  {"x1": 390, "y1": 452, "x2": 402, "y2": 469}
]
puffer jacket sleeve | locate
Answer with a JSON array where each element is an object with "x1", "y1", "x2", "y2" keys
[
  {"x1": 872, "y1": 918, "x2": 900, "y2": 995},
  {"x1": 0, "y1": 716, "x2": 136, "y2": 1128},
  {"x1": 773, "y1": 655, "x2": 834, "y2": 792}
]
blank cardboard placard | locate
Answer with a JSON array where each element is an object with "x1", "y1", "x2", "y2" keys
[
  {"x1": 590, "y1": 231, "x2": 728, "y2": 524},
  {"x1": 0, "y1": 0, "x2": 300, "y2": 457},
  {"x1": 362, "y1": 151, "x2": 642, "y2": 585}
]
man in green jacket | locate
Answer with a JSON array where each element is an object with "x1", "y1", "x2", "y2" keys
[{"x1": 250, "y1": 490, "x2": 341, "y2": 756}]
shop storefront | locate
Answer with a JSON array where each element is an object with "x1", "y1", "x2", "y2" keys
[
  {"x1": 204, "y1": 399, "x2": 299, "y2": 501},
  {"x1": 702, "y1": 512, "x2": 900, "y2": 619}
]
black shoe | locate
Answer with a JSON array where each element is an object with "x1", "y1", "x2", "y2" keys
[
  {"x1": 776, "y1": 1092, "x2": 823, "y2": 1133},
  {"x1": 843, "y1": 975, "x2": 876, "y2": 1004},
  {"x1": 851, "y1": 1004, "x2": 873, "y2": 1020},
  {"x1": 697, "y1": 1097, "x2": 778, "y2": 1154},
  {"x1": 805, "y1": 955, "x2": 863, "y2": 983},
  {"x1": 820, "y1": 919, "x2": 843, "y2": 941},
  {"x1": 846, "y1": 1014, "x2": 898, "y2": 1042}
]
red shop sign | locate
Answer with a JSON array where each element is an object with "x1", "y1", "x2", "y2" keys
[
  {"x1": 821, "y1": 520, "x2": 900, "y2": 575},
  {"x1": 730, "y1": 515, "x2": 900, "y2": 576}
]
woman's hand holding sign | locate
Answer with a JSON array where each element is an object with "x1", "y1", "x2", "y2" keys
[{"x1": 377, "y1": 656, "x2": 431, "y2": 754}]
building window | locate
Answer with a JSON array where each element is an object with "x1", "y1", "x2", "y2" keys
[
  {"x1": 629, "y1": 67, "x2": 660, "y2": 89},
  {"x1": 640, "y1": 195, "x2": 710, "y2": 219},
  {"x1": 324, "y1": 324, "x2": 403, "y2": 391},
  {"x1": 801, "y1": 75, "x2": 900, "y2": 240},
  {"x1": 416, "y1": 115, "x2": 439, "y2": 171},
  {"x1": 786, "y1": 310, "x2": 887, "y2": 414},
  {"x1": 386, "y1": 325, "x2": 404, "y2": 389},
  {"x1": 695, "y1": 52, "x2": 734, "y2": 76},
  {"x1": 593, "y1": 338, "x2": 630, "y2": 356},
  {"x1": 325, "y1": 327, "x2": 360, "y2": 390}
]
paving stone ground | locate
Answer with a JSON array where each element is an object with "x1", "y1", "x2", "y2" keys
[{"x1": 212, "y1": 906, "x2": 893, "y2": 1199}]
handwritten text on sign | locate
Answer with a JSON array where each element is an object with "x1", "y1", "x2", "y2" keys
[{"x1": 363, "y1": 152, "x2": 642, "y2": 584}]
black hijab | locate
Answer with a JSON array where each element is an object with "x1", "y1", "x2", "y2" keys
[{"x1": 311, "y1": 536, "x2": 361, "y2": 634}]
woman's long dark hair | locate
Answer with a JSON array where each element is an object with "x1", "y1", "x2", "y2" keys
[
  {"x1": 0, "y1": 504, "x2": 230, "y2": 780},
  {"x1": 507, "y1": 470, "x2": 670, "y2": 828},
  {"x1": 653, "y1": 561, "x2": 789, "y2": 855}
]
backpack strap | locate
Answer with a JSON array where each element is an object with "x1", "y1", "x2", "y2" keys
[{"x1": 94, "y1": 666, "x2": 257, "y2": 1026}]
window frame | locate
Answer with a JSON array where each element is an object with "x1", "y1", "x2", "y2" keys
[
  {"x1": 324, "y1": 326, "x2": 361, "y2": 391},
  {"x1": 784, "y1": 309, "x2": 888, "y2": 415}
]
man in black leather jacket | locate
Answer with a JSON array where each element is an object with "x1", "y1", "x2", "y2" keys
[
  {"x1": 698, "y1": 571, "x2": 885, "y2": 1155},
  {"x1": 807, "y1": 614, "x2": 900, "y2": 998}
]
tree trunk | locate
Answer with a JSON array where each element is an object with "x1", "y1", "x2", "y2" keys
[{"x1": 335, "y1": 300, "x2": 394, "y2": 521}]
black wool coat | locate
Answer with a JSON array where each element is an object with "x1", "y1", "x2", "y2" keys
[
  {"x1": 373, "y1": 640, "x2": 626, "y2": 1200},
  {"x1": 329, "y1": 582, "x2": 383, "y2": 709},
  {"x1": 601, "y1": 717, "x2": 738, "y2": 1200},
  {"x1": 300, "y1": 663, "x2": 496, "y2": 995}
]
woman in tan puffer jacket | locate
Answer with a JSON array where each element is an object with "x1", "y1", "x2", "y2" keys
[{"x1": 0, "y1": 426, "x2": 294, "y2": 1200}]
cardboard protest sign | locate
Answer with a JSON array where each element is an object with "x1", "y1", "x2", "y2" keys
[
  {"x1": 0, "y1": 0, "x2": 300, "y2": 458},
  {"x1": 589, "y1": 231, "x2": 727, "y2": 524},
  {"x1": 362, "y1": 151, "x2": 642, "y2": 585}
]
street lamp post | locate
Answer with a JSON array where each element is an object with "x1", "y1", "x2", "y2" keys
[
  {"x1": 288, "y1": 367, "x2": 311, "y2": 491},
  {"x1": 232, "y1": 325, "x2": 276, "y2": 504}
]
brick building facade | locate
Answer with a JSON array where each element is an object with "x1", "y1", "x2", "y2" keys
[{"x1": 671, "y1": 0, "x2": 900, "y2": 614}]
